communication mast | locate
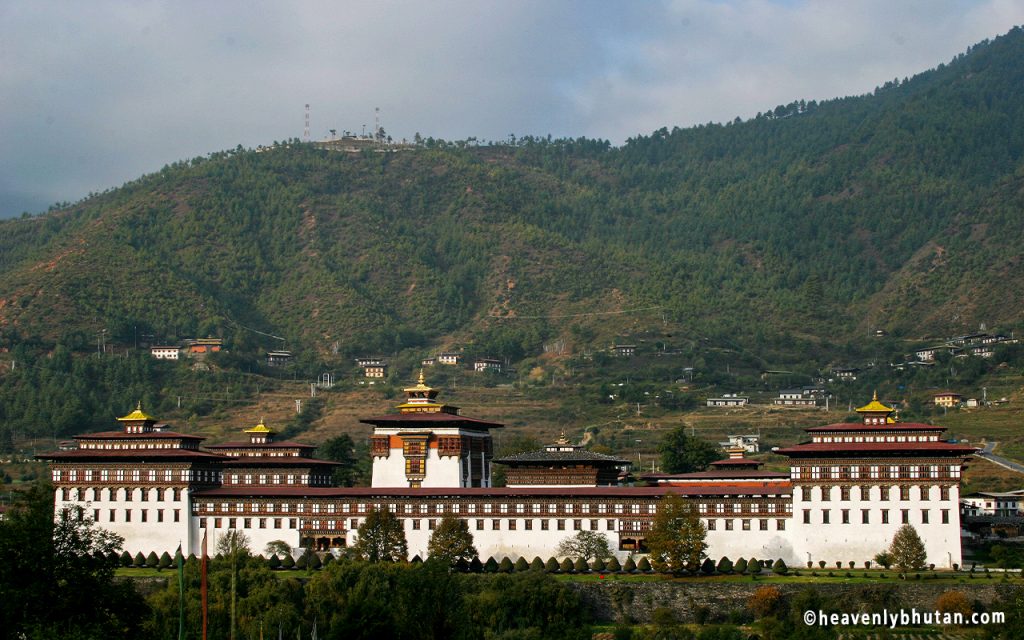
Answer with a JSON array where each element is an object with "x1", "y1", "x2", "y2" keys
[
  {"x1": 303, "y1": 104, "x2": 310, "y2": 141},
  {"x1": 374, "y1": 107, "x2": 381, "y2": 141}
]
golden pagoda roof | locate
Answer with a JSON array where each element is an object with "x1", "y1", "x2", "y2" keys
[
  {"x1": 856, "y1": 391, "x2": 894, "y2": 414},
  {"x1": 245, "y1": 420, "x2": 273, "y2": 434},
  {"x1": 402, "y1": 369, "x2": 435, "y2": 394},
  {"x1": 117, "y1": 401, "x2": 156, "y2": 422}
]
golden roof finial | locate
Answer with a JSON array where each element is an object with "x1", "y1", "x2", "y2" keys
[
  {"x1": 872, "y1": 390, "x2": 878, "y2": 401},
  {"x1": 556, "y1": 430, "x2": 570, "y2": 445},
  {"x1": 418, "y1": 368, "x2": 425, "y2": 385},
  {"x1": 117, "y1": 402, "x2": 155, "y2": 422}
]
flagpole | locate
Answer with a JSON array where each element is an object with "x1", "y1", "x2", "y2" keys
[
  {"x1": 202, "y1": 530, "x2": 209, "y2": 640},
  {"x1": 177, "y1": 544, "x2": 185, "y2": 640}
]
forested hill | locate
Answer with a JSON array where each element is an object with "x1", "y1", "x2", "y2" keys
[{"x1": 1, "y1": 27, "x2": 1023, "y2": 364}]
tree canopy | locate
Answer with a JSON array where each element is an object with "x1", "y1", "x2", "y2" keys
[
  {"x1": 658, "y1": 427, "x2": 721, "y2": 474},
  {"x1": 645, "y1": 494, "x2": 708, "y2": 574},
  {"x1": 353, "y1": 507, "x2": 408, "y2": 563},
  {"x1": 427, "y1": 515, "x2": 478, "y2": 566}
]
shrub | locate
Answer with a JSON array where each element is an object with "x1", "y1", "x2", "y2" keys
[
  {"x1": 606, "y1": 557, "x2": 622, "y2": 572},
  {"x1": 120, "y1": 551, "x2": 133, "y2": 567},
  {"x1": 267, "y1": 554, "x2": 281, "y2": 569},
  {"x1": 560, "y1": 558, "x2": 574, "y2": 573},
  {"x1": 701, "y1": 558, "x2": 716, "y2": 575},
  {"x1": 747, "y1": 558, "x2": 760, "y2": 574},
  {"x1": 498, "y1": 557, "x2": 515, "y2": 573},
  {"x1": 411, "y1": 554, "x2": 423, "y2": 564},
  {"x1": 530, "y1": 556, "x2": 545, "y2": 571},
  {"x1": 952, "y1": 563, "x2": 960, "y2": 572},
  {"x1": 470, "y1": 557, "x2": 483, "y2": 573},
  {"x1": 637, "y1": 557, "x2": 652, "y2": 572},
  {"x1": 936, "y1": 590, "x2": 972, "y2": 617},
  {"x1": 865, "y1": 561, "x2": 872, "y2": 570},
  {"x1": 454, "y1": 558, "x2": 469, "y2": 572},
  {"x1": 848, "y1": 561, "x2": 856, "y2": 569},
  {"x1": 717, "y1": 557, "x2": 733, "y2": 574},
  {"x1": 573, "y1": 558, "x2": 589, "y2": 573},
  {"x1": 818, "y1": 560, "x2": 826, "y2": 569},
  {"x1": 623, "y1": 557, "x2": 637, "y2": 573},
  {"x1": 514, "y1": 557, "x2": 529, "y2": 572},
  {"x1": 748, "y1": 585, "x2": 783, "y2": 619},
  {"x1": 280, "y1": 554, "x2": 295, "y2": 569},
  {"x1": 158, "y1": 551, "x2": 173, "y2": 570},
  {"x1": 836, "y1": 561, "x2": 843, "y2": 570},
  {"x1": 484, "y1": 557, "x2": 499, "y2": 573},
  {"x1": 545, "y1": 557, "x2": 559, "y2": 573},
  {"x1": 308, "y1": 553, "x2": 322, "y2": 570},
  {"x1": 734, "y1": 558, "x2": 748, "y2": 574},
  {"x1": 592, "y1": 557, "x2": 606, "y2": 572},
  {"x1": 806, "y1": 561, "x2": 813, "y2": 569},
  {"x1": 322, "y1": 553, "x2": 335, "y2": 568},
  {"x1": 295, "y1": 554, "x2": 307, "y2": 570},
  {"x1": 146, "y1": 551, "x2": 159, "y2": 568},
  {"x1": 772, "y1": 559, "x2": 788, "y2": 575}
]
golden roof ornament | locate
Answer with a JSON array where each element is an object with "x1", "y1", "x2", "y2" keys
[{"x1": 117, "y1": 401, "x2": 155, "y2": 422}]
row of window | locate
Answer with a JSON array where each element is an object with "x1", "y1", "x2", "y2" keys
[
  {"x1": 61, "y1": 487, "x2": 183, "y2": 502},
  {"x1": 792, "y1": 465, "x2": 960, "y2": 480},
  {"x1": 53, "y1": 468, "x2": 219, "y2": 483},
  {"x1": 706, "y1": 519, "x2": 785, "y2": 532},
  {"x1": 800, "y1": 508, "x2": 951, "y2": 525},
  {"x1": 78, "y1": 441, "x2": 194, "y2": 450},
  {"x1": 796, "y1": 485, "x2": 953, "y2": 501},
  {"x1": 810, "y1": 434, "x2": 940, "y2": 443},
  {"x1": 223, "y1": 473, "x2": 331, "y2": 485},
  {"x1": 86, "y1": 508, "x2": 181, "y2": 523},
  {"x1": 195, "y1": 500, "x2": 664, "y2": 516},
  {"x1": 696, "y1": 502, "x2": 790, "y2": 515}
]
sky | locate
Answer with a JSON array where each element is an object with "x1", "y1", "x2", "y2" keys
[{"x1": 2, "y1": 0, "x2": 1023, "y2": 218}]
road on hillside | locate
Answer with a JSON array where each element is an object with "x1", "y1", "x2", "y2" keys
[{"x1": 976, "y1": 441, "x2": 1024, "y2": 474}]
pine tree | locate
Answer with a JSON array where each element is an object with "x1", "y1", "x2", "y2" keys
[
  {"x1": 646, "y1": 494, "x2": 708, "y2": 574},
  {"x1": 353, "y1": 507, "x2": 407, "y2": 563},
  {"x1": 889, "y1": 524, "x2": 927, "y2": 572},
  {"x1": 427, "y1": 515, "x2": 478, "y2": 566}
]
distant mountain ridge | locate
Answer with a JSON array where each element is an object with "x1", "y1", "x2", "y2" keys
[{"x1": 1, "y1": 27, "x2": 1022, "y2": 365}]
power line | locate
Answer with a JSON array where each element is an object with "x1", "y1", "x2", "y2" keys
[{"x1": 488, "y1": 305, "x2": 662, "y2": 320}]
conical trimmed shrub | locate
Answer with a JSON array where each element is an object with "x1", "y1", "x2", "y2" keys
[
  {"x1": 484, "y1": 557, "x2": 499, "y2": 573},
  {"x1": 268, "y1": 554, "x2": 281, "y2": 569},
  {"x1": 470, "y1": 557, "x2": 483, "y2": 573},
  {"x1": 717, "y1": 557, "x2": 733, "y2": 574},
  {"x1": 120, "y1": 551, "x2": 133, "y2": 567},
  {"x1": 701, "y1": 558, "x2": 715, "y2": 575},
  {"x1": 747, "y1": 558, "x2": 760, "y2": 574},
  {"x1": 623, "y1": 557, "x2": 637, "y2": 573},
  {"x1": 514, "y1": 557, "x2": 529, "y2": 572},
  {"x1": 573, "y1": 558, "x2": 589, "y2": 573},
  {"x1": 560, "y1": 558, "x2": 574, "y2": 573},
  {"x1": 322, "y1": 553, "x2": 335, "y2": 568},
  {"x1": 592, "y1": 557, "x2": 606, "y2": 572},
  {"x1": 309, "y1": 553, "x2": 322, "y2": 570},
  {"x1": 530, "y1": 557, "x2": 545, "y2": 571},
  {"x1": 637, "y1": 557, "x2": 652, "y2": 572},
  {"x1": 734, "y1": 558, "x2": 748, "y2": 574},
  {"x1": 145, "y1": 551, "x2": 159, "y2": 568},
  {"x1": 606, "y1": 557, "x2": 622, "y2": 572},
  {"x1": 545, "y1": 557, "x2": 560, "y2": 573},
  {"x1": 295, "y1": 554, "x2": 307, "y2": 570},
  {"x1": 281, "y1": 554, "x2": 295, "y2": 569},
  {"x1": 411, "y1": 554, "x2": 423, "y2": 564},
  {"x1": 772, "y1": 559, "x2": 788, "y2": 575},
  {"x1": 498, "y1": 557, "x2": 514, "y2": 573},
  {"x1": 158, "y1": 551, "x2": 173, "y2": 570}
]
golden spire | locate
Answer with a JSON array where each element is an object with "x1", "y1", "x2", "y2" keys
[
  {"x1": 418, "y1": 368, "x2": 425, "y2": 385},
  {"x1": 117, "y1": 401, "x2": 155, "y2": 422}
]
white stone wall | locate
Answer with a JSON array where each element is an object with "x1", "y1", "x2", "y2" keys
[
  {"x1": 58, "y1": 486, "x2": 191, "y2": 556},
  {"x1": 789, "y1": 484, "x2": 963, "y2": 568}
]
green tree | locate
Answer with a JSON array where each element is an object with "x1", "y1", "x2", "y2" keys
[
  {"x1": 556, "y1": 530, "x2": 612, "y2": 562},
  {"x1": 427, "y1": 515, "x2": 478, "y2": 566},
  {"x1": 354, "y1": 507, "x2": 408, "y2": 563},
  {"x1": 0, "y1": 482, "x2": 143, "y2": 638},
  {"x1": 658, "y1": 426, "x2": 721, "y2": 473},
  {"x1": 264, "y1": 540, "x2": 291, "y2": 557},
  {"x1": 646, "y1": 494, "x2": 708, "y2": 574},
  {"x1": 889, "y1": 524, "x2": 927, "y2": 572},
  {"x1": 317, "y1": 434, "x2": 360, "y2": 486}
]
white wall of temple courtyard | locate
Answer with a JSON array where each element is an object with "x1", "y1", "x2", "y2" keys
[
  {"x1": 789, "y1": 484, "x2": 963, "y2": 568},
  {"x1": 56, "y1": 486, "x2": 192, "y2": 556}
]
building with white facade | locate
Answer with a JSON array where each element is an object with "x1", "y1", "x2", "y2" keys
[
  {"x1": 150, "y1": 346, "x2": 181, "y2": 360},
  {"x1": 40, "y1": 387, "x2": 976, "y2": 568}
]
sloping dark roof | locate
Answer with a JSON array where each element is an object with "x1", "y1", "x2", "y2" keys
[
  {"x1": 774, "y1": 442, "x2": 978, "y2": 456},
  {"x1": 494, "y1": 448, "x2": 629, "y2": 465},
  {"x1": 641, "y1": 470, "x2": 788, "y2": 481},
  {"x1": 193, "y1": 484, "x2": 790, "y2": 499},
  {"x1": 360, "y1": 413, "x2": 503, "y2": 429},
  {"x1": 37, "y1": 449, "x2": 226, "y2": 462},
  {"x1": 804, "y1": 422, "x2": 945, "y2": 432},
  {"x1": 709, "y1": 458, "x2": 762, "y2": 467},
  {"x1": 74, "y1": 430, "x2": 204, "y2": 440},
  {"x1": 220, "y1": 456, "x2": 339, "y2": 467}
]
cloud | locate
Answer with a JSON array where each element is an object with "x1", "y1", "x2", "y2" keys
[{"x1": 1, "y1": 0, "x2": 1022, "y2": 217}]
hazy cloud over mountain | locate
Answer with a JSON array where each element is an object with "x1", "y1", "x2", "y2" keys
[{"x1": 2, "y1": 0, "x2": 1022, "y2": 217}]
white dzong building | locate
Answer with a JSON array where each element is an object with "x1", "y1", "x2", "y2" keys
[{"x1": 40, "y1": 388, "x2": 976, "y2": 567}]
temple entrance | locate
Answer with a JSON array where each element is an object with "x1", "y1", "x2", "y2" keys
[{"x1": 619, "y1": 536, "x2": 648, "y2": 552}]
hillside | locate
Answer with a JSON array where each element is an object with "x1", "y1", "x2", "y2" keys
[{"x1": 1, "y1": 29, "x2": 1023, "y2": 374}]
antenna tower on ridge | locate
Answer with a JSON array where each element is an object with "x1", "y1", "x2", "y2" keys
[
  {"x1": 303, "y1": 104, "x2": 310, "y2": 141},
  {"x1": 374, "y1": 107, "x2": 381, "y2": 141}
]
